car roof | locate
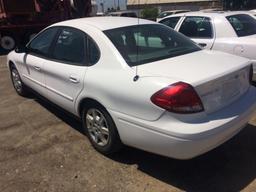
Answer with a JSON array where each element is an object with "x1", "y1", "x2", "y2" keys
[
  {"x1": 163, "y1": 11, "x2": 253, "y2": 18},
  {"x1": 53, "y1": 17, "x2": 154, "y2": 31}
]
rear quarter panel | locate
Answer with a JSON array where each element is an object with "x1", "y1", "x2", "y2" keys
[{"x1": 72, "y1": 26, "x2": 170, "y2": 121}]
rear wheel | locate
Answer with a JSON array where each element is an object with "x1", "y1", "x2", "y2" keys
[
  {"x1": 82, "y1": 103, "x2": 122, "y2": 155},
  {"x1": 10, "y1": 66, "x2": 30, "y2": 96}
]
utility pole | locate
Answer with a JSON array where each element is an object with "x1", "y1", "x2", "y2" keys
[
  {"x1": 113, "y1": 0, "x2": 116, "y2": 10},
  {"x1": 117, "y1": 0, "x2": 120, "y2": 10},
  {"x1": 100, "y1": 0, "x2": 105, "y2": 13}
]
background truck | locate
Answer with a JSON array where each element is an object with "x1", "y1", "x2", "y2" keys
[{"x1": 0, "y1": 0, "x2": 94, "y2": 52}]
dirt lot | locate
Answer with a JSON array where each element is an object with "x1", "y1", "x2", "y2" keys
[{"x1": 1, "y1": 55, "x2": 256, "y2": 192}]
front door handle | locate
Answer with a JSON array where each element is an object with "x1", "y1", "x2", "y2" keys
[
  {"x1": 33, "y1": 66, "x2": 41, "y2": 71},
  {"x1": 198, "y1": 43, "x2": 207, "y2": 48},
  {"x1": 69, "y1": 76, "x2": 79, "y2": 83}
]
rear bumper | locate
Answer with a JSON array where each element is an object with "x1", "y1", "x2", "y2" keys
[{"x1": 110, "y1": 86, "x2": 256, "y2": 159}]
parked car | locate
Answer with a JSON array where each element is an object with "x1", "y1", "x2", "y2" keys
[
  {"x1": 156, "y1": 10, "x2": 190, "y2": 22},
  {"x1": 96, "y1": 12, "x2": 105, "y2": 16},
  {"x1": 107, "y1": 11, "x2": 137, "y2": 18},
  {"x1": 250, "y1": 9, "x2": 256, "y2": 16},
  {"x1": 158, "y1": 11, "x2": 256, "y2": 80},
  {"x1": 199, "y1": 8, "x2": 223, "y2": 12},
  {"x1": 7, "y1": 17, "x2": 256, "y2": 159}
]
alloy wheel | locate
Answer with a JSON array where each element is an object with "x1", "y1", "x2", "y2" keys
[
  {"x1": 85, "y1": 108, "x2": 110, "y2": 147},
  {"x1": 11, "y1": 68, "x2": 22, "y2": 93}
]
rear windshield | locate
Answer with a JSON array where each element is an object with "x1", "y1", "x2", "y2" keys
[
  {"x1": 226, "y1": 14, "x2": 256, "y2": 37},
  {"x1": 104, "y1": 24, "x2": 201, "y2": 66}
]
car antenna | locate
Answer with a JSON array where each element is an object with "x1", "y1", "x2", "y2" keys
[{"x1": 133, "y1": 0, "x2": 140, "y2": 82}]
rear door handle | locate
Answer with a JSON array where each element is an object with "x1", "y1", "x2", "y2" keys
[
  {"x1": 198, "y1": 43, "x2": 207, "y2": 48},
  {"x1": 33, "y1": 66, "x2": 41, "y2": 71},
  {"x1": 69, "y1": 76, "x2": 79, "y2": 83}
]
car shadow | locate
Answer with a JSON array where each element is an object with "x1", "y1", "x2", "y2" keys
[
  {"x1": 34, "y1": 96, "x2": 256, "y2": 192},
  {"x1": 34, "y1": 97, "x2": 83, "y2": 133},
  {"x1": 110, "y1": 124, "x2": 256, "y2": 192}
]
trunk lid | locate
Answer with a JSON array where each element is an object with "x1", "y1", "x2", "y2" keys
[{"x1": 138, "y1": 50, "x2": 251, "y2": 114}]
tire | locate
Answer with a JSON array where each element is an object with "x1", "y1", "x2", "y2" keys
[
  {"x1": 10, "y1": 66, "x2": 30, "y2": 97},
  {"x1": 1, "y1": 35, "x2": 16, "y2": 51},
  {"x1": 82, "y1": 103, "x2": 123, "y2": 155}
]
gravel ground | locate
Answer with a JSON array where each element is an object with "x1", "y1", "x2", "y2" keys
[{"x1": 1, "y1": 55, "x2": 256, "y2": 192}]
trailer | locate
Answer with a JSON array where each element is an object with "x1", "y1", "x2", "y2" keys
[{"x1": 0, "y1": 0, "x2": 92, "y2": 51}]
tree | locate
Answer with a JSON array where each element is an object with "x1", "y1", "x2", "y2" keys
[{"x1": 141, "y1": 7, "x2": 158, "y2": 20}]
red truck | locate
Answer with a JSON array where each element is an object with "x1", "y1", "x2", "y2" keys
[{"x1": 0, "y1": 0, "x2": 92, "y2": 51}]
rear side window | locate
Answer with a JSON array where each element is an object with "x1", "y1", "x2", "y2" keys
[
  {"x1": 88, "y1": 38, "x2": 100, "y2": 65},
  {"x1": 28, "y1": 27, "x2": 58, "y2": 57},
  {"x1": 52, "y1": 28, "x2": 85, "y2": 64},
  {"x1": 179, "y1": 16, "x2": 213, "y2": 39},
  {"x1": 226, "y1": 14, "x2": 256, "y2": 37},
  {"x1": 159, "y1": 17, "x2": 181, "y2": 29}
]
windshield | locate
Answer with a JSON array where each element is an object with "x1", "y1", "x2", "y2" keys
[
  {"x1": 158, "y1": 12, "x2": 172, "y2": 18},
  {"x1": 226, "y1": 14, "x2": 256, "y2": 37},
  {"x1": 104, "y1": 24, "x2": 201, "y2": 66}
]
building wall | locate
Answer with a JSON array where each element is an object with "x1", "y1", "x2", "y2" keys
[
  {"x1": 223, "y1": 0, "x2": 256, "y2": 10},
  {"x1": 96, "y1": 0, "x2": 127, "y2": 13},
  {"x1": 127, "y1": 1, "x2": 221, "y2": 11}
]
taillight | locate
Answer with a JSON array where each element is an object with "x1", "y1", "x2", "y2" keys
[{"x1": 151, "y1": 82, "x2": 204, "y2": 114}]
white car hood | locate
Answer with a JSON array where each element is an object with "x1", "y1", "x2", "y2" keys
[{"x1": 138, "y1": 50, "x2": 250, "y2": 86}]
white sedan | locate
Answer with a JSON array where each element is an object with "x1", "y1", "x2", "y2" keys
[
  {"x1": 158, "y1": 11, "x2": 256, "y2": 80},
  {"x1": 7, "y1": 17, "x2": 256, "y2": 159}
]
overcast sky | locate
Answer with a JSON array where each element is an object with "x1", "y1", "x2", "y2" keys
[{"x1": 96, "y1": 0, "x2": 127, "y2": 12}]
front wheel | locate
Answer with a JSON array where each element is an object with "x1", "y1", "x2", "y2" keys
[
  {"x1": 82, "y1": 103, "x2": 122, "y2": 155},
  {"x1": 10, "y1": 66, "x2": 30, "y2": 96}
]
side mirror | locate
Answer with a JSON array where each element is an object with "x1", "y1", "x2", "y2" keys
[{"x1": 15, "y1": 44, "x2": 28, "y2": 53}]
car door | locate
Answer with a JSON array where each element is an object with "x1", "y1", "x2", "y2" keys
[
  {"x1": 177, "y1": 16, "x2": 215, "y2": 49},
  {"x1": 43, "y1": 27, "x2": 88, "y2": 114},
  {"x1": 22, "y1": 27, "x2": 59, "y2": 96}
]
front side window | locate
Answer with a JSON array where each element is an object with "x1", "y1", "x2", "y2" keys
[
  {"x1": 159, "y1": 17, "x2": 181, "y2": 29},
  {"x1": 28, "y1": 27, "x2": 58, "y2": 56},
  {"x1": 52, "y1": 28, "x2": 85, "y2": 64},
  {"x1": 179, "y1": 16, "x2": 213, "y2": 39},
  {"x1": 226, "y1": 14, "x2": 256, "y2": 37},
  {"x1": 104, "y1": 24, "x2": 201, "y2": 66}
]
